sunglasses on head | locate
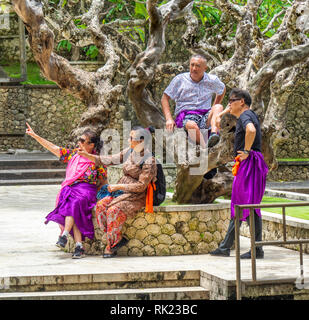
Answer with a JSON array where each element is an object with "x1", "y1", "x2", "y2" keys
[{"x1": 228, "y1": 98, "x2": 241, "y2": 104}]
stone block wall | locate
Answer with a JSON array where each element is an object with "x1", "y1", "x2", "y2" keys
[
  {"x1": 66, "y1": 203, "x2": 231, "y2": 256},
  {"x1": 267, "y1": 161, "x2": 309, "y2": 182},
  {"x1": 0, "y1": 85, "x2": 87, "y2": 151}
]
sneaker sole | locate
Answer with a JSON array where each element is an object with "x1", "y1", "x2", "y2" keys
[
  {"x1": 56, "y1": 243, "x2": 66, "y2": 249},
  {"x1": 207, "y1": 135, "x2": 220, "y2": 148},
  {"x1": 210, "y1": 253, "x2": 230, "y2": 257},
  {"x1": 72, "y1": 254, "x2": 85, "y2": 259}
]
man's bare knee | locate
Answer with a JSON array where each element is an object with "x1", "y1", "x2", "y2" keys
[{"x1": 185, "y1": 120, "x2": 199, "y2": 131}]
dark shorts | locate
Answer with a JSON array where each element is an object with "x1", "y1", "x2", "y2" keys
[{"x1": 183, "y1": 110, "x2": 211, "y2": 130}]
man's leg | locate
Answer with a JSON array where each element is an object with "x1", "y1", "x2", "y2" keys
[
  {"x1": 204, "y1": 104, "x2": 223, "y2": 147},
  {"x1": 206, "y1": 104, "x2": 223, "y2": 134},
  {"x1": 210, "y1": 219, "x2": 243, "y2": 256},
  {"x1": 240, "y1": 211, "x2": 264, "y2": 259},
  {"x1": 185, "y1": 120, "x2": 206, "y2": 148}
]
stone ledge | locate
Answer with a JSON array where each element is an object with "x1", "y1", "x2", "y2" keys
[
  {"x1": 155, "y1": 203, "x2": 230, "y2": 212},
  {"x1": 277, "y1": 161, "x2": 309, "y2": 166},
  {"x1": 261, "y1": 210, "x2": 309, "y2": 230},
  {"x1": 66, "y1": 203, "x2": 231, "y2": 256}
]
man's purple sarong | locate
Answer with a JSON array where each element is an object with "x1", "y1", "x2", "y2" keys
[
  {"x1": 231, "y1": 151, "x2": 268, "y2": 221},
  {"x1": 45, "y1": 182, "x2": 97, "y2": 240},
  {"x1": 175, "y1": 109, "x2": 210, "y2": 128}
]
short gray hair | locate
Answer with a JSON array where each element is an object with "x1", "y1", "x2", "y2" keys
[{"x1": 190, "y1": 54, "x2": 207, "y2": 65}]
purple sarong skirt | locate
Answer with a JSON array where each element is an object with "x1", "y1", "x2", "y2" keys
[
  {"x1": 45, "y1": 182, "x2": 97, "y2": 240},
  {"x1": 231, "y1": 151, "x2": 268, "y2": 221}
]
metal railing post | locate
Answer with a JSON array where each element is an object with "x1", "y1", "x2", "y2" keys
[
  {"x1": 300, "y1": 243, "x2": 304, "y2": 287},
  {"x1": 234, "y1": 201, "x2": 309, "y2": 300},
  {"x1": 249, "y1": 208, "x2": 257, "y2": 282},
  {"x1": 235, "y1": 205, "x2": 242, "y2": 300},
  {"x1": 282, "y1": 206, "x2": 287, "y2": 242}
]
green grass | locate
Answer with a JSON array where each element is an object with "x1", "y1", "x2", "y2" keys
[
  {"x1": 1, "y1": 62, "x2": 56, "y2": 85},
  {"x1": 261, "y1": 196, "x2": 309, "y2": 220},
  {"x1": 277, "y1": 158, "x2": 309, "y2": 162}
]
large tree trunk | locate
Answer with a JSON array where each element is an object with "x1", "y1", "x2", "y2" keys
[{"x1": 12, "y1": 0, "x2": 309, "y2": 204}]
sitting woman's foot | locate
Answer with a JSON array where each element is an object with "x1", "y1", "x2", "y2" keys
[
  {"x1": 110, "y1": 237, "x2": 129, "y2": 253},
  {"x1": 72, "y1": 246, "x2": 85, "y2": 259},
  {"x1": 103, "y1": 250, "x2": 117, "y2": 258}
]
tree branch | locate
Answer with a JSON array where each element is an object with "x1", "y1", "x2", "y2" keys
[
  {"x1": 127, "y1": 0, "x2": 193, "y2": 127},
  {"x1": 249, "y1": 42, "x2": 309, "y2": 118}
]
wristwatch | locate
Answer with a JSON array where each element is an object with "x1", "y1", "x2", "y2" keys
[{"x1": 243, "y1": 149, "x2": 250, "y2": 155}]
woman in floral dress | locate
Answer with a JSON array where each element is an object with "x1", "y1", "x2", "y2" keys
[
  {"x1": 79, "y1": 126, "x2": 157, "y2": 258},
  {"x1": 26, "y1": 123, "x2": 107, "y2": 259}
]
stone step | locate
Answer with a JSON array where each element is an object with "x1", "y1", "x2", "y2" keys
[
  {"x1": 1, "y1": 271, "x2": 201, "y2": 293},
  {"x1": 0, "y1": 158, "x2": 65, "y2": 170},
  {"x1": 0, "y1": 168, "x2": 66, "y2": 180},
  {"x1": 0, "y1": 178, "x2": 64, "y2": 186},
  {"x1": 0, "y1": 286, "x2": 209, "y2": 300}
]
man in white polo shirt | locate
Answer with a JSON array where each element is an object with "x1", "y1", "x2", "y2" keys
[{"x1": 161, "y1": 54, "x2": 226, "y2": 149}]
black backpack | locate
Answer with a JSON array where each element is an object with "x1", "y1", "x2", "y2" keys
[{"x1": 125, "y1": 149, "x2": 166, "y2": 206}]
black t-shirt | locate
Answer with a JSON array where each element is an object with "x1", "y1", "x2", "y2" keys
[{"x1": 234, "y1": 109, "x2": 261, "y2": 157}]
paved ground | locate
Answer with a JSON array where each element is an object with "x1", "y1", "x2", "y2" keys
[{"x1": 0, "y1": 184, "x2": 308, "y2": 285}]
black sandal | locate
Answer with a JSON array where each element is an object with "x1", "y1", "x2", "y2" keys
[
  {"x1": 103, "y1": 251, "x2": 117, "y2": 258},
  {"x1": 110, "y1": 237, "x2": 129, "y2": 253}
]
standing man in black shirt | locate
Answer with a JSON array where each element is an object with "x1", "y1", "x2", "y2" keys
[{"x1": 210, "y1": 88, "x2": 268, "y2": 259}]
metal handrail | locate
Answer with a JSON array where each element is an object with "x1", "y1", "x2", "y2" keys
[{"x1": 234, "y1": 201, "x2": 309, "y2": 300}]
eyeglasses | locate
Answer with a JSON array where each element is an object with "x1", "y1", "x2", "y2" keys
[
  {"x1": 130, "y1": 136, "x2": 143, "y2": 142},
  {"x1": 78, "y1": 137, "x2": 92, "y2": 145},
  {"x1": 228, "y1": 98, "x2": 241, "y2": 104}
]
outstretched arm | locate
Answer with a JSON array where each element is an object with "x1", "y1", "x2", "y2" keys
[{"x1": 25, "y1": 122, "x2": 61, "y2": 158}]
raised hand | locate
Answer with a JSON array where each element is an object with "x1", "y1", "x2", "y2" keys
[{"x1": 25, "y1": 122, "x2": 36, "y2": 138}]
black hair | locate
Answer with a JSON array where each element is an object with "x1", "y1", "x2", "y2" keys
[
  {"x1": 82, "y1": 129, "x2": 103, "y2": 154},
  {"x1": 229, "y1": 88, "x2": 252, "y2": 107},
  {"x1": 131, "y1": 126, "x2": 155, "y2": 149}
]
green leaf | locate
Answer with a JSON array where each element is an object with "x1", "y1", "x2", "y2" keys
[
  {"x1": 135, "y1": 2, "x2": 149, "y2": 19},
  {"x1": 196, "y1": 8, "x2": 206, "y2": 26},
  {"x1": 86, "y1": 45, "x2": 99, "y2": 60},
  {"x1": 67, "y1": 42, "x2": 72, "y2": 52},
  {"x1": 134, "y1": 26, "x2": 145, "y2": 43}
]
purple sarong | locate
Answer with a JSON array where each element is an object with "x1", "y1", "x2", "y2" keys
[
  {"x1": 231, "y1": 151, "x2": 268, "y2": 221},
  {"x1": 175, "y1": 109, "x2": 210, "y2": 128},
  {"x1": 45, "y1": 182, "x2": 97, "y2": 240}
]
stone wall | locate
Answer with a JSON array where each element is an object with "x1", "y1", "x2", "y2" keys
[
  {"x1": 64, "y1": 203, "x2": 309, "y2": 256},
  {"x1": 66, "y1": 203, "x2": 231, "y2": 256},
  {"x1": 0, "y1": 13, "x2": 34, "y2": 62},
  {"x1": 267, "y1": 161, "x2": 309, "y2": 182},
  {"x1": 0, "y1": 84, "x2": 87, "y2": 151},
  {"x1": 240, "y1": 211, "x2": 309, "y2": 254}
]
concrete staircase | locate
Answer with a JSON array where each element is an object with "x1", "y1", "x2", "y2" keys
[
  {"x1": 0, "y1": 270, "x2": 209, "y2": 300},
  {"x1": 0, "y1": 153, "x2": 65, "y2": 186}
]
